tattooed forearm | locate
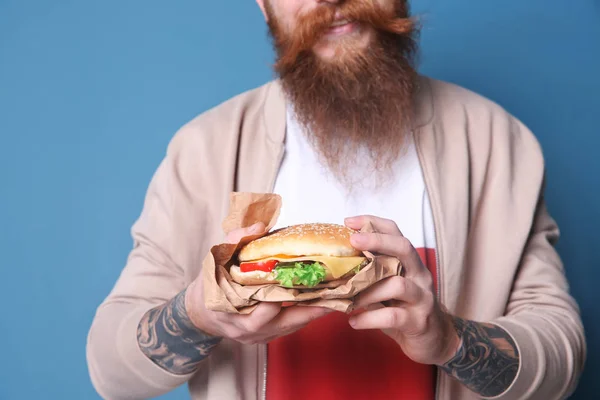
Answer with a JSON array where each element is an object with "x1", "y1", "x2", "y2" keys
[
  {"x1": 441, "y1": 318, "x2": 519, "y2": 397},
  {"x1": 137, "y1": 288, "x2": 222, "y2": 375}
]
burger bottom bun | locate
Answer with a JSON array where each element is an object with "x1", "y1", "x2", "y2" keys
[{"x1": 229, "y1": 266, "x2": 279, "y2": 286}]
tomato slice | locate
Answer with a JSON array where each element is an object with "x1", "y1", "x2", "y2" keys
[{"x1": 240, "y1": 259, "x2": 279, "y2": 273}]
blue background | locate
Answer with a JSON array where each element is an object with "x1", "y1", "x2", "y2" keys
[{"x1": 0, "y1": 0, "x2": 598, "y2": 399}]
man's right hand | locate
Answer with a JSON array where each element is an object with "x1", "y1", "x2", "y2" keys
[
  {"x1": 137, "y1": 222, "x2": 333, "y2": 375},
  {"x1": 184, "y1": 222, "x2": 334, "y2": 345}
]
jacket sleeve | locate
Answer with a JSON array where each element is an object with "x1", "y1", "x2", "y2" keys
[
  {"x1": 86, "y1": 130, "x2": 212, "y2": 400},
  {"x1": 488, "y1": 140, "x2": 587, "y2": 398}
]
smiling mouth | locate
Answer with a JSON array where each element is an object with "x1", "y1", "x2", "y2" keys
[{"x1": 326, "y1": 19, "x2": 360, "y2": 36}]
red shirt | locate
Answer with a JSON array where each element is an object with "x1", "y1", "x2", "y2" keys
[{"x1": 267, "y1": 248, "x2": 438, "y2": 400}]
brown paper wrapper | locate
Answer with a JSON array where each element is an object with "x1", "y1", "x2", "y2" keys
[{"x1": 202, "y1": 192, "x2": 402, "y2": 314}]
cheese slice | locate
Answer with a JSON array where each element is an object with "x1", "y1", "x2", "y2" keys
[{"x1": 243, "y1": 255, "x2": 367, "y2": 279}]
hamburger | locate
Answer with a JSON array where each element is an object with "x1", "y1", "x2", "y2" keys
[{"x1": 230, "y1": 223, "x2": 368, "y2": 288}]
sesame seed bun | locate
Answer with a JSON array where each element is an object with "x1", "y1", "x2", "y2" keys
[{"x1": 238, "y1": 223, "x2": 362, "y2": 262}]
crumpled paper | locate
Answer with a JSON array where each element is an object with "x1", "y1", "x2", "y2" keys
[{"x1": 202, "y1": 192, "x2": 402, "y2": 314}]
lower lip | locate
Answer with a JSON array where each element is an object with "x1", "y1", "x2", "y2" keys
[{"x1": 326, "y1": 21, "x2": 359, "y2": 36}]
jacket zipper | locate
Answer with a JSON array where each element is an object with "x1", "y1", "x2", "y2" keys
[
  {"x1": 261, "y1": 145, "x2": 285, "y2": 400},
  {"x1": 414, "y1": 131, "x2": 443, "y2": 400},
  {"x1": 262, "y1": 345, "x2": 268, "y2": 400}
]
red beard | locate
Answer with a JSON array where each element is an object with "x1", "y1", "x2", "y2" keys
[{"x1": 266, "y1": 0, "x2": 420, "y2": 189}]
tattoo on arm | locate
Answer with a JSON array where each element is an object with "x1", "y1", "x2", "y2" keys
[
  {"x1": 441, "y1": 318, "x2": 520, "y2": 397},
  {"x1": 137, "y1": 289, "x2": 222, "y2": 375}
]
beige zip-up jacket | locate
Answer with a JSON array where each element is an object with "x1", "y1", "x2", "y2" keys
[{"x1": 86, "y1": 77, "x2": 586, "y2": 400}]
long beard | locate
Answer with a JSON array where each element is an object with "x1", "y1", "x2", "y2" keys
[{"x1": 266, "y1": 0, "x2": 420, "y2": 190}]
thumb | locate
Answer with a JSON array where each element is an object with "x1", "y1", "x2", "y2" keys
[{"x1": 226, "y1": 222, "x2": 266, "y2": 244}]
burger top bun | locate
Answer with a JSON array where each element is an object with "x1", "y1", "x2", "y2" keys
[{"x1": 238, "y1": 223, "x2": 362, "y2": 262}]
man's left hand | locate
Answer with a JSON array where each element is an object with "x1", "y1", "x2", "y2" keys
[{"x1": 345, "y1": 215, "x2": 460, "y2": 366}]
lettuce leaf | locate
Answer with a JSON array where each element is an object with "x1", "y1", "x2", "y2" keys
[{"x1": 274, "y1": 262, "x2": 327, "y2": 288}]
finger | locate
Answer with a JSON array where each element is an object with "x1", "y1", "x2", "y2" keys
[
  {"x1": 349, "y1": 306, "x2": 409, "y2": 331},
  {"x1": 354, "y1": 276, "x2": 424, "y2": 308},
  {"x1": 267, "y1": 305, "x2": 334, "y2": 332},
  {"x1": 350, "y1": 233, "x2": 425, "y2": 278},
  {"x1": 226, "y1": 222, "x2": 266, "y2": 244},
  {"x1": 232, "y1": 301, "x2": 281, "y2": 332},
  {"x1": 344, "y1": 215, "x2": 402, "y2": 235},
  {"x1": 259, "y1": 324, "x2": 308, "y2": 344}
]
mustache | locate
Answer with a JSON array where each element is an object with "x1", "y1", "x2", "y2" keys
[{"x1": 270, "y1": 0, "x2": 417, "y2": 71}]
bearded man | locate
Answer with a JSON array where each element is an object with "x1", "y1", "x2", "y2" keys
[{"x1": 87, "y1": 1, "x2": 586, "y2": 399}]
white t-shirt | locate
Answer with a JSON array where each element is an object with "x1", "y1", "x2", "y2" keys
[
  {"x1": 267, "y1": 108, "x2": 440, "y2": 400},
  {"x1": 272, "y1": 109, "x2": 437, "y2": 253}
]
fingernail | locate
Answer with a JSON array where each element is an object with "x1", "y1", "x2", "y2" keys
[
  {"x1": 345, "y1": 216, "x2": 358, "y2": 224},
  {"x1": 249, "y1": 223, "x2": 261, "y2": 233},
  {"x1": 348, "y1": 317, "x2": 357, "y2": 327}
]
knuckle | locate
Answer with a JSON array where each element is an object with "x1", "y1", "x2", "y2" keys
[
  {"x1": 223, "y1": 326, "x2": 243, "y2": 341},
  {"x1": 392, "y1": 276, "x2": 408, "y2": 295},
  {"x1": 374, "y1": 233, "x2": 386, "y2": 248},
  {"x1": 422, "y1": 291, "x2": 435, "y2": 310},
  {"x1": 240, "y1": 319, "x2": 262, "y2": 334},
  {"x1": 421, "y1": 272, "x2": 434, "y2": 287},
  {"x1": 275, "y1": 322, "x2": 293, "y2": 333},
  {"x1": 385, "y1": 219, "x2": 400, "y2": 232},
  {"x1": 309, "y1": 308, "x2": 329, "y2": 320},
  {"x1": 386, "y1": 309, "x2": 402, "y2": 328},
  {"x1": 397, "y1": 237, "x2": 413, "y2": 255}
]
